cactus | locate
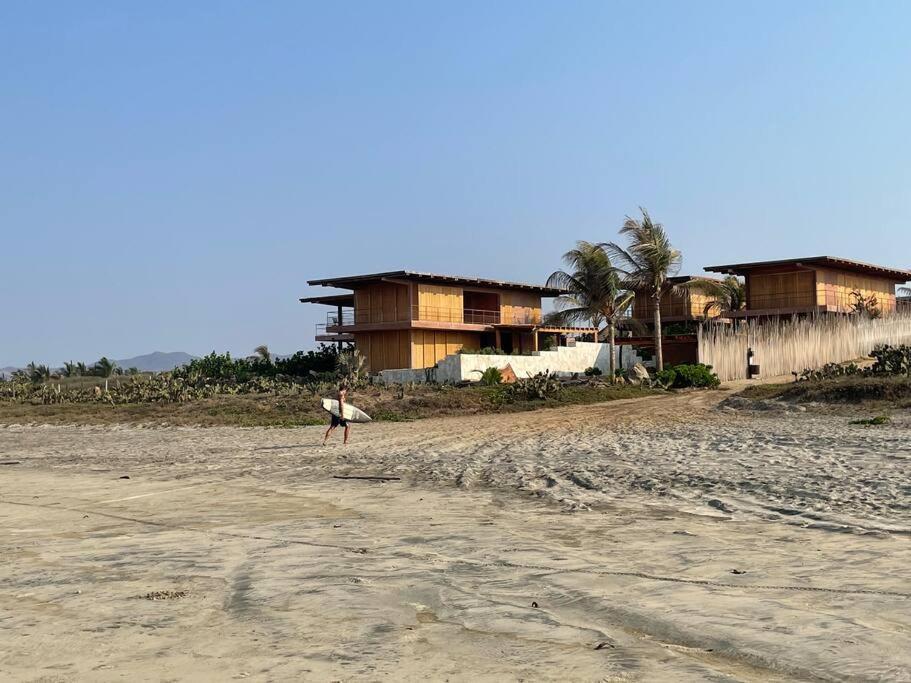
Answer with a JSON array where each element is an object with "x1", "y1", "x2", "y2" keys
[{"x1": 507, "y1": 371, "x2": 562, "y2": 400}]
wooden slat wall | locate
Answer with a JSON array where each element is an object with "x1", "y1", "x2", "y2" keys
[
  {"x1": 747, "y1": 270, "x2": 816, "y2": 309},
  {"x1": 814, "y1": 268, "x2": 897, "y2": 313},
  {"x1": 417, "y1": 284, "x2": 464, "y2": 323},
  {"x1": 410, "y1": 330, "x2": 480, "y2": 368},
  {"x1": 500, "y1": 291, "x2": 542, "y2": 324},
  {"x1": 354, "y1": 283, "x2": 410, "y2": 323},
  {"x1": 354, "y1": 331, "x2": 411, "y2": 372},
  {"x1": 632, "y1": 290, "x2": 703, "y2": 319},
  {"x1": 689, "y1": 291, "x2": 719, "y2": 318}
]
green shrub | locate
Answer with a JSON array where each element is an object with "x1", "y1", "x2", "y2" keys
[
  {"x1": 797, "y1": 362, "x2": 862, "y2": 382},
  {"x1": 849, "y1": 415, "x2": 891, "y2": 426},
  {"x1": 655, "y1": 367, "x2": 676, "y2": 387},
  {"x1": 796, "y1": 345, "x2": 911, "y2": 383},
  {"x1": 657, "y1": 363, "x2": 720, "y2": 389},
  {"x1": 584, "y1": 366, "x2": 602, "y2": 376},
  {"x1": 274, "y1": 346, "x2": 340, "y2": 377},
  {"x1": 871, "y1": 344, "x2": 911, "y2": 375},
  {"x1": 458, "y1": 347, "x2": 507, "y2": 356},
  {"x1": 174, "y1": 345, "x2": 342, "y2": 382},
  {"x1": 475, "y1": 367, "x2": 503, "y2": 386},
  {"x1": 177, "y1": 352, "x2": 251, "y2": 381}
]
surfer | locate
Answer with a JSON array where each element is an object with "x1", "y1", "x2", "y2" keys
[{"x1": 322, "y1": 381, "x2": 351, "y2": 445}]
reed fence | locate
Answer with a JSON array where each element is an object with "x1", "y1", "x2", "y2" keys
[{"x1": 697, "y1": 313, "x2": 911, "y2": 381}]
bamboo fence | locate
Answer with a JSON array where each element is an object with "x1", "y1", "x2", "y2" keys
[{"x1": 697, "y1": 313, "x2": 911, "y2": 381}]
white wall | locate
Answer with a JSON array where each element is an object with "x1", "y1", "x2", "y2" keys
[
  {"x1": 436, "y1": 342, "x2": 636, "y2": 383},
  {"x1": 376, "y1": 342, "x2": 644, "y2": 384}
]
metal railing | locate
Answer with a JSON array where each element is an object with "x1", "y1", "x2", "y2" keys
[
  {"x1": 325, "y1": 306, "x2": 543, "y2": 327},
  {"x1": 326, "y1": 310, "x2": 356, "y2": 327},
  {"x1": 315, "y1": 323, "x2": 354, "y2": 339},
  {"x1": 415, "y1": 306, "x2": 543, "y2": 325},
  {"x1": 746, "y1": 292, "x2": 818, "y2": 310},
  {"x1": 412, "y1": 305, "x2": 500, "y2": 324},
  {"x1": 631, "y1": 302, "x2": 696, "y2": 319}
]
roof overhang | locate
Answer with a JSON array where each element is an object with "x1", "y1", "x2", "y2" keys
[
  {"x1": 705, "y1": 256, "x2": 911, "y2": 282},
  {"x1": 668, "y1": 274, "x2": 724, "y2": 284},
  {"x1": 306, "y1": 270, "x2": 564, "y2": 296},
  {"x1": 299, "y1": 294, "x2": 355, "y2": 307}
]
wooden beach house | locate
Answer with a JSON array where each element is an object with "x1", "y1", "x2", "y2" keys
[
  {"x1": 704, "y1": 256, "x2": 911, "y2": 317},
  {"x1": 302, "y1": 271, "x2": 591, "y2": 373},
  {"x1": 629, "y1": 275, "x2": 724, "y2": 324}
]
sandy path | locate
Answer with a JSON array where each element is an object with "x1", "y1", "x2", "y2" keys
[{"x1": 1, "y1": 391, "x2": 910, "y2": 681}]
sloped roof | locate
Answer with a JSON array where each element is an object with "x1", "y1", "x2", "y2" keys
[
  {"x1": 306, "y1": 270, "x2": 564, "y2": 295},
  {"x1": 705, "y1": 256, "x2": 911, "y2": 281},
  {"x1": 298, "y1": 293, "x2": 355, "y2": 307}
]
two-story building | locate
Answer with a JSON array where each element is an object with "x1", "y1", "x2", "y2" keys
[
  {"x1": 704, "y1": 256, "x2": 911, "y2": 317},
  {"x1": 629, "y1": 275, "x2": 724, "y2": 324},
  {"x1": 302, "y1": 271, "x2": 590, "y2": 373}
]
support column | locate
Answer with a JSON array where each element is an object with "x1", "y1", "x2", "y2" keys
[
  {"x1": 495, "y1": 328, "x2": 502, "y2": 351},
  {"x1": 337, "y1": 304, "x2": 344, "y2": 350},
  {"x1": 533, "y1": 330, "x2": 539, "y2": 353}
]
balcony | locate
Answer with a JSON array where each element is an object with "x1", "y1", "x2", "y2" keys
[
  {"x1": 315, "y1": 321, "x2": 354, "y2": 343},
  {"x1": 414, "y1": 306, "x2": 501, "y2": 325},
  {"x1": 324, "y1": 306, "x2": 543, "y2": 330},
  {"x1": 631, "y1": 301, "x2": 700, "y2": 320}
]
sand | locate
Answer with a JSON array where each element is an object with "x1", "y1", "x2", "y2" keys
[{"x1": 1, "y1": 391, "x2": 909, "y2": 681}]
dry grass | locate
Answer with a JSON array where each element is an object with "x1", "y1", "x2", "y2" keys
[
  {"x1": 739, "y1": 375, "x2": 911, "y2": 408},
  {"x1": 0, "y1": 383, "x2": 658, "y2": 427},
  {"x1": 699, "y1": 313, "x2": 911, "y2": 381}
]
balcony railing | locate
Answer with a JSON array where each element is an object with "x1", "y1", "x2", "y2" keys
[
  {"x1": 631, "y1": 302, "x2": 698, "y2": 319},
  {"x1": 747, "y1": 292, "x2": 818, "y2": 310},
  {"x1": 411, "y1": 305, "x2": 500, "y2": 324},
  {"x1": 325, "y1": 306, "x2": 543, "y2": 327},
  {"x1": 314, "y1": 323, "x2": 354, "y2": 340}
]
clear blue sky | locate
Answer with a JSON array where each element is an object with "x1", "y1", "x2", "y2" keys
[{"x1": 3, "y1": 1, "x2": 910, "y2": 367}]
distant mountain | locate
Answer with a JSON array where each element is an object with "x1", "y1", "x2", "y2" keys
[
  {"x1": 114, "y1": 351, "x2": 197, "y2": 372},
  {"x1": 1, "y1": 366, "x2": 19, "y2": 379}
]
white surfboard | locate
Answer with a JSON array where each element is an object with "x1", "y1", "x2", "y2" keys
[{"x1": 321, "y1": 398, "x2": 372, "y2": 423}]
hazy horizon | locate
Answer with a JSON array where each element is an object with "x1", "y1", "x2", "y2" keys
[{"x1": 4, "y1": 1, "x2": 911, "y2": 368}]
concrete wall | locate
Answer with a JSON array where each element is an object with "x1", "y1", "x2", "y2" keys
[
  {"x1": 436, "y1": 342, "x2": 639, "y2": 383},
  {"x1": 376, "y1": 342, "x2": 643, "y2": 384},
  {"x1": 375, "y1": 367, "x2": 434, "y2": 385}
]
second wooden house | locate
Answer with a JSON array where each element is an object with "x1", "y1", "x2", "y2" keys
[{"x1": 704, "y1": 256, "x2": 911, "y2": 317}]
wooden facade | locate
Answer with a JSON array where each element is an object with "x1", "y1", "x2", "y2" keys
[
  {"x1": 706, "y1": 256, "x2": 911, "y2": 317},
  {"x1": 630, "y1": 276, "x2": 722, "y2": 323},
  {"x1": 815, "y1": 267, "x2": 897, "y2": 314},
  {"x1": 353, "y1": 283, "x2": 410, "y2": 323},
  {"x1": 304, "y1": 271, "x2": 564, "y2": 372}
]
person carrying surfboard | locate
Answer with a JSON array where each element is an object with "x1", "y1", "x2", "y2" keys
[{"x1": 322, "y1": 381, "x2": 351, "y2": 445}]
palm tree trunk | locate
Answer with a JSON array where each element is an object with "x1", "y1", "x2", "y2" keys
[
  {"x1": 608, "y1": 322, "x2": 616, "y2": 382},
  {"x1": 653, "y1": 294, "x2": 664, "y2": 371}
]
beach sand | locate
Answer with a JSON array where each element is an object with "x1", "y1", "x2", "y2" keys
[{"x1": 1, "y1": 391, "x2": 909, "y2": 681}]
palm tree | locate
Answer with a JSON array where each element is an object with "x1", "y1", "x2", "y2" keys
[
  {"x1": 92, "y1": 357, "x2": 117, "y2": 378},
  {"x1": 61, "y1": 361, "x2": 81, "y2": 377},
  {"x1": 26, "y1": 362, "x2": 51, "y2": 383},
  {"x1": 691, "y1": 275, "x2": 746, "y2": 318},
  {"x1": 253, "y1": 345, "x2": 272, "y2": 363},
  {"x1": 546, "y1": 241, "x2": 634, "y2": 380},
  {"x1": 606, "y1": 208, "x2": 683, "y2": 371}
]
